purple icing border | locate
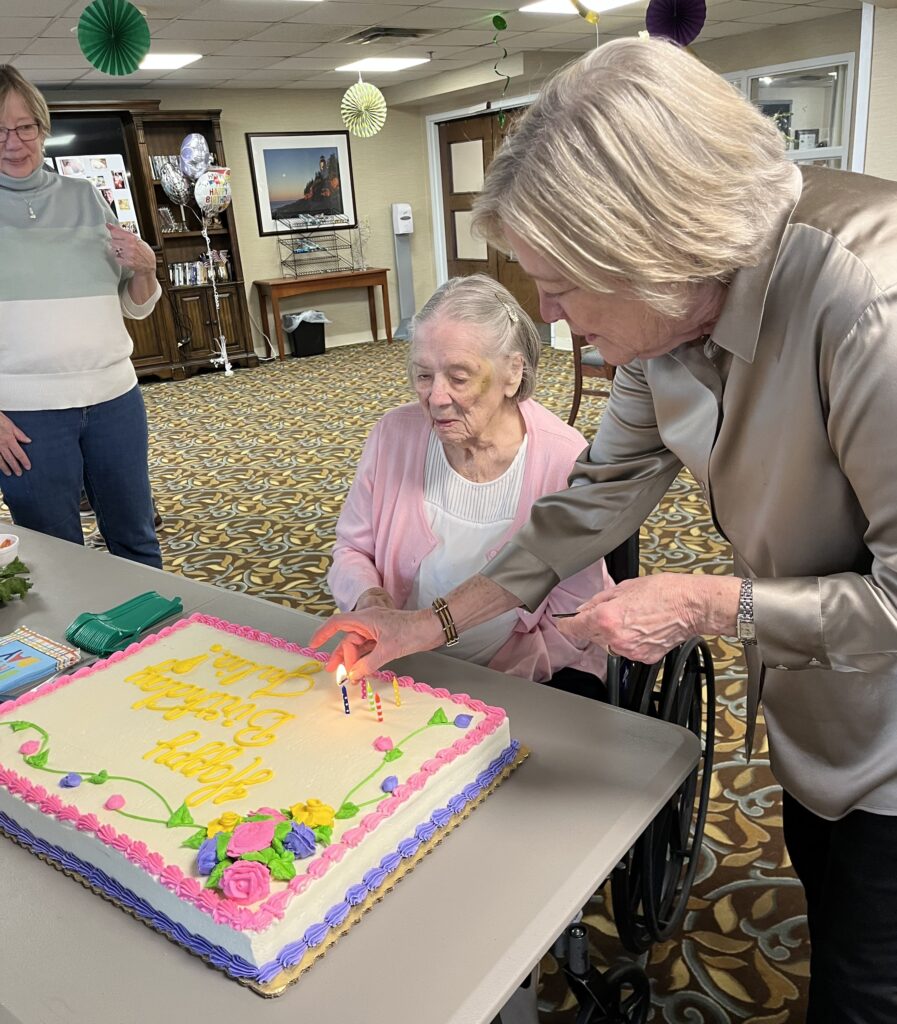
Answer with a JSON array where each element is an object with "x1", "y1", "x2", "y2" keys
[{"x1": 0, "y1": 740, "x2": 520, "y2": 983}]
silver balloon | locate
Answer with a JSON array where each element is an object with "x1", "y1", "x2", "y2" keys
[
  {"x1": 159, "y1": 161, "x2": 192, "y2": 205},
  {"x1": 179, "y1": 132, "x2": 211, "y2": 181}
]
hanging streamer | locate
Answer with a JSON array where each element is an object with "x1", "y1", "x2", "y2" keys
[{"x1": 491, "y1": 14, "x2": 510, "y2": 129}]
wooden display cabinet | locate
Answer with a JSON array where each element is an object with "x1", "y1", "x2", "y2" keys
[{"x1": 47, "y1": 101, "x2": 258, "y2": 380}]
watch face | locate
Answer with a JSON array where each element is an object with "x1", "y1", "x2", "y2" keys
[{"x1": 737, "y1": 617, "x2": 756, "y2": 642}]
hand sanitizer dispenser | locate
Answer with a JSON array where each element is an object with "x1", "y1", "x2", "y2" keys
[
  {"x1": 392, "y1": 202, "x2": 413, "y2": 235},
  {"x1": 391, "y1": 203, "x2": 415, "y2": 339}
]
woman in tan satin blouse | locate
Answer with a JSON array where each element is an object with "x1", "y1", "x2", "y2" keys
[{"x1": 315, "y1": 38, "x2": 897, "y2": 1021}]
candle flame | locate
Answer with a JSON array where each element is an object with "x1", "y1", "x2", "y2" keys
[{"x1": 336, "y1": 663, "x2": 347, "y2": 685}]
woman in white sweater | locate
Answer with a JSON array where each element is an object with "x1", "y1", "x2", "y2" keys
[{"x1": 0, "y1": 65, "x2": 163, "y2": 567}]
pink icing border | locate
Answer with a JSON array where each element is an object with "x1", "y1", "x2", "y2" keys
[{"x1": 0, "y1": 613, "x2": 507, "y2": 934}]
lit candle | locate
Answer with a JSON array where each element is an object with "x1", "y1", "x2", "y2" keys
[
  {"x1": 341, "y1": 685, "x2": 351, "y2": 715},
  {"x1": 336, "y1": 664, "x2": 347, "y2": 688},
  {"x1": 392, "y1": 677, "x2": 401, "y2": 707},
  {"x1": 374, "y1": 692, "x2": 383, "y2": 722}
]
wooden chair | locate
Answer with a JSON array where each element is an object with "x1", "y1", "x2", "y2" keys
[{"x1": 568, "y1": 335, "x2": 615, "y2": 427}]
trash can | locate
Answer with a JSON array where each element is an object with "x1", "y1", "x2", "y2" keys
[{"x1": 281, "y1": 311, "x2": 330, "y2": 358}]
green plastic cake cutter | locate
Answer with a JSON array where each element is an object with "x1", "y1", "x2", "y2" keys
[{"x1": 64, "y1": 591, "x2": 184, "y2": 656}]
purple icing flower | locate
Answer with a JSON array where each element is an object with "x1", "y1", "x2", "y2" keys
[
  {"x1": 283, "y1": 822, "x2": 316, "y2": 859},
  {"x1": 381, "y1": 775, "x2": 399, "y2": 794},
  {"x1": 227, "y1": 818, "x2": 277, "y2": 857},
  {"x1": 454, "y1": 714, "x2": 473, "y2": 729},
  {"x1": 197, "y1": 837, "x2": 219, "y2": 875},
  {"x1": 220, "y1": 860, "x2": 271, "y2": 904},
  {"x1": 59, "y1": 773, "x2": 82, "y2": 788}
]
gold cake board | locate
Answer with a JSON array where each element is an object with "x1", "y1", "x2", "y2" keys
[{"x1": 1, "y1": 745, "x2": 528, "y2": 998}]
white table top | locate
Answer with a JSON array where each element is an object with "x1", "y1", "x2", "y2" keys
[{"x1": 0, "y1": 528, "x2": 699, "y2": 1024}]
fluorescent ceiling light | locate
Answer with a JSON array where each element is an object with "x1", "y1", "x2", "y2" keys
[
  {"x1": 45, "y1": 134, "x2": 75, "y2": 147},
  {"x1": 139, "y1": 53, "x2": 202, "y2": 70},
  {"x1": 335, "y1": 57, "x2": 429, "y2": 72},
  {"x1": 519, "y1": 0, "x2": 629, "y2": 13}
]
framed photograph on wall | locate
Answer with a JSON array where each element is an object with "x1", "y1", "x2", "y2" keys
[
  {"x1": 246, "y1": 131, "x2": 357, "y2": 235},
  {"x1": 794, "y1": 128, "x2": 820, "y2": 151}
]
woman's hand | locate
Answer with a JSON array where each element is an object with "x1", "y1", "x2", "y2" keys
[
  {"x1": 353, "y1": 588, "x2": 396, "y2": 612},
  {"x1": 107, "y1": 223, "x2": 156, "y2": 275},
  {"x1": 556, "y1": 573, "x2": 741, "y2": 664},
  {"x1": 311, "y1": 607, "x2": 443, "y2": 679},
  {"x1": 0, "y1": 412, "x2": 32, "y2": 477}
]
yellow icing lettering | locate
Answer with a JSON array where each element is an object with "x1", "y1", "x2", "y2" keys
[
  {"x1": 248, "y1": 661, "x2": 320, "y2": 700},
  {"x1": 186, "y1": 760, "x2": 275, "y2": 807},
  {"x1": 232, "y1": 708, "x2": 295, "y2": 747},
  {"x1": 131, "y1": 680, "x2": 203, "y2": 714}
]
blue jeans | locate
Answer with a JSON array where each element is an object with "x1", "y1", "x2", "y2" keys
[{"x1": 0, "y1": 386, "x2": 162, "y2": 568}]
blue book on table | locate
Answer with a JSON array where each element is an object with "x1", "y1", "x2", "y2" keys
[{"x1": 0, "y1": 628, "x2": 81, "y2": 698}]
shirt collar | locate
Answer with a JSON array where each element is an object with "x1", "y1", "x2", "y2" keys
[{"x1": 709, "y1": 162, "x2": 803, "y2": 364}]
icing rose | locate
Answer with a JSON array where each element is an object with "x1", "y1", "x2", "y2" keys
[
  {"x1": 220, "y1": 860, "x2": 271, "y2": 904},
  {"x1": 372, "y1": 736, "x2": 393, "y2": 752},
  {"x1": 227, "y1": 819, "x2": 277, "y2": 857},
  {"x1": 247, "y1": 807, "x2": 286, "y2": 821},
  {"x1": 282, "y1": 822, "x2": 316, "y2": 859},
  {"x1": 289, "y1": 798, "x2": 335, "y2": 829},
  {"x1": 104, "y1": 794, "x2": 126, "y2": 811},
  {"x1": 453, "y1": 714, "x2": 473, "y2": 728},
  {"x1": 381, "y1": 776, "x2": 398, "y2": 794},
  {"x1": 18, "y1": 740, "x2": 40, "y2": 756},
  {"x1": 59, "y1": 773, "x2": 82, "y2": 788},
  {"x1": 197, "y1": 837, "x2": 219, "y2": 875},
  {"x1": 205, "y1": 811, "x2": 242, "y2": 838}
]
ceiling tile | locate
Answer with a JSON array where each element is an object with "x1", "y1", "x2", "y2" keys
[
  {"x1": 709, "y1": 0, "x2": 788, "y2": 16},
  {"x1": 247, "y1": 23, "x2": 348, "y2": 42},
  {"x1": 153, "y1": 19, "x2": 271, "y2": 39},
  {"x1": 0, "y1": 17, "x2": 51, "y2": 35},
  {"x1": 216, "y1": 40, "x2": 320, "y2": 56},
  {"x1": 180, "y1": 0, "x2": 307, "y2": 21},
  {"x1": 285, "y1": 3, "x2": 418, "y2": 24},
  {"x1": 740, "y1": 4, "x2": 832, "y2": 20}
]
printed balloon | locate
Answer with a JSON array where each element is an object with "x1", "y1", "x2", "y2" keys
[
  {"x1": 194, "y1": 167, "x2": 232, "y2": 216},
  {"x1": 159, "y1": 161, "x2": 192, "y2": 205},
  {"x1": 179, "y1": 132, "x2": 212, "y2": 181}
]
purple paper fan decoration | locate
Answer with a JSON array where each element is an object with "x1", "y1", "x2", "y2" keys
[{"x1": 645, "y1": 0, "x2": 706, "y2": 46}]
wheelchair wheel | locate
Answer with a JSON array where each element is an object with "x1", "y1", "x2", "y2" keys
[{"x1": 611, "y1": 638, "x2": 715, "y2": 954}]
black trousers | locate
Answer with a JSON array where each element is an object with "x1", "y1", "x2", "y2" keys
[{"x1": 783, "y1": 791, "x2": 897, "y2": 1023}]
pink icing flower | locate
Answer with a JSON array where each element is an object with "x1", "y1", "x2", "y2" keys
[
  {"x1": 373, "y1": 736, "x2": 394, "y2": 752},
  {"x1": 104, "y1": 794, "x2": 126, "y2": 811},
  {"x1": 247, "y1": 807, "x2": 286, "y2": 822},
  {"x1": 220, "y1": 860, "x2": 271, "y2": 905},
  {"x1": 227, "y1": 818, "x2": 277, "y2": 857},
  {"x1": 18, "y1": 740, "x2": 40, "y2": 756}
]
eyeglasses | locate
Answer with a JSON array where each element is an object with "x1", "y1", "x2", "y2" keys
[{"x1": 0, "y1": 123, "x2": 40, "y2": 143}]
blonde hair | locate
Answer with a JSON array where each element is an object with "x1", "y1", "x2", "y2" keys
[
  {"x1": 472, "y1": 37, "x2": 794, "y2": 317},
  {"x1": 409, "y1": 275, "x2": 541, "y2": 401},
  {"x1": 0, "y1": 65, "x2": 50, "y2": 137}
]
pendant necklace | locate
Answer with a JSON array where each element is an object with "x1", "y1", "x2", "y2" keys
[{"x1": 24, "y1": 198, "x2": 35, "y2": 220}]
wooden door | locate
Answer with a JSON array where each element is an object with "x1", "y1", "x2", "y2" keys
[
  {"x1": 214, "y1": 285, "x2": 249, "y2": 353},
  {"x1": 437, "y1": 110, "x2": 541, "y2": 325},
  {"x1": 174, "y1": 289, "x2": 212, "y2": 361}
]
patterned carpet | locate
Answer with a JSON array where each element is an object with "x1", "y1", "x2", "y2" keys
[{"x1": 44, "y1": 343, "x2": 813, "y2": 1021}]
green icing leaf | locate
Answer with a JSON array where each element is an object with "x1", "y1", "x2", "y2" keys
[
  {"x1": 9, "y1": 721, "x2": 32, "y2": 733},
  {"x1": 181, "y1": 828, "x2": 208, "y2": 850},
  {"x1": 313, "y1": 825, "x2": 332, "y2": 847},
  {"x1": 274, "y1": 821, "x2": 292, "y2": 842},
  {"x1": 243, "y1": 815, "x2": 270, "y2": 822},
  {"x1": 215, "y1": 831, "x2": 232, "y2": 860},
  {"x1": 206, "y1": 858, "x2": 232, "y2": 889},
  {"x1": 86, "y1": 769, "x2": 109, "y2": 785},
  {"x1": 335, "y1": 802, "x2": 359, "y2": 820},
  {"x1": 269, "y1": 854, "x2": 296, "y2": 882},
  {"x1": 280, "y1": 807, "x2": 293, "y2": 818},
  {"x1": 428, "y1": 708, "x2": 449, "y2": 726},
  {"x1": 24, "y1": 749, "x2": 49, "y2": 768},
  {"x1": 166, "y1": 803, "x2": 196, "y2": 829},
  {"x1": 242, "y1": 848, "x2": 276, "y2": 865},
  {"x1": 383, "y1": 748, "x2": 403, "y2": 762},
  {"x1": 272, "y1": 837, "x2": 285, "y2": 856}
]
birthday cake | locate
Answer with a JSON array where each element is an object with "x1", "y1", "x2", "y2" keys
[{"x1": 0, "y1": 614, "x2": 521, "y2": 994}]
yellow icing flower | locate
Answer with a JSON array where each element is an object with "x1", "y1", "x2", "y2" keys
[
  {"x1": 205, "y1": 811, "x2": 243, "y2": 838},
  {"x1": 290, "y1": 798, "x2": 335, "y2": 828}
]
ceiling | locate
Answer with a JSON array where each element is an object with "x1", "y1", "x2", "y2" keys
[{"x1": 1, "y1": 0, "x2": 863, "y2": 91}]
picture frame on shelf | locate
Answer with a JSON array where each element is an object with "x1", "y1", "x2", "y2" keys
[
  {"x1": 794, "y1": 128, "x2": 820, "y2": 151},
  {"x1": 246, "y1": 130, "x2": 357, "y2": 236}
]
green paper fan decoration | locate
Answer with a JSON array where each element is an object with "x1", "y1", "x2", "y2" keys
[
  {"x1": 78, "y1": 0, "x2": 151, "y2": 77},
  {"x1": 341, "y1": 81, "x2": 388, "y2": 139}
]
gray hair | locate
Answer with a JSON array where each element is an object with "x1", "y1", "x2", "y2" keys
[
  {"x1": 0, "y1": 65, "x2": 50, "y2": 137},
  {"x1": 409, "y1": 274, "x2": 541, "y2": 401},
  {"x1": 472, "y1": 37, "x2": 795, "y2": 318}
]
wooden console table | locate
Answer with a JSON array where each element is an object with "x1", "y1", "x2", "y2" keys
[{"x1": 254, "y1": 268, "x2": 392, "y2": 360}]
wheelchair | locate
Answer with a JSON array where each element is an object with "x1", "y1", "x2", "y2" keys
[{"x1": 497, "y1": 532, "x2": 716, "y2": 1024}]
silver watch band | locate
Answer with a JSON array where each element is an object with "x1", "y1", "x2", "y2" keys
[{"x1": 737, "y1": 577, "x2": 757, "y2": 645}]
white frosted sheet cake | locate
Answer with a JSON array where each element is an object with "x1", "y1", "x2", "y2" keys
[{"x1": 0, "y1": 614, "x2": 520, "y2": 994}]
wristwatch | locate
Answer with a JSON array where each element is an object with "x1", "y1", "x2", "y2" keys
[{"x1": 736, "y1": 578, "x2": 757, "y2": 645}]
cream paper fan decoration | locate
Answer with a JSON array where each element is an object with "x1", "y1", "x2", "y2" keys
[{"x1": 341, "y1": 80, "x2": 388, "y2": 138}]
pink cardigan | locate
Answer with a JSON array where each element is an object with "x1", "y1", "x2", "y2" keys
[{"x1": 328, "y1": 399, "x2": 612, "y2": 682}]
